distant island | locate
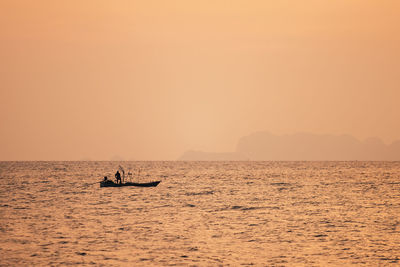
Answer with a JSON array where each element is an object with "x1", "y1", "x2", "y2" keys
[{"x1": 179, "y1": 132, "x2": 400, "y2": 161}]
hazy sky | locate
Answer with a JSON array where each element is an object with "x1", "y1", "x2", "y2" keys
[{"x1": 1, "y1": 0, "x2": 400, "y2": 160}]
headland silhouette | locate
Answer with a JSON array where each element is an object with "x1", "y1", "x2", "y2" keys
[{"x1": 179, "y1": 132, "x2": 400, "y2": 161}]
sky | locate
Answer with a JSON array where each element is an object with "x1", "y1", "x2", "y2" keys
[{"x1": 1, "y1": 0, "x2": 400, "y2": 160}]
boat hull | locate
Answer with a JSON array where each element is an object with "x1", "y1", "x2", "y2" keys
[{"x1": 100, "y1": 180, "x2": 161, "y2": 188}]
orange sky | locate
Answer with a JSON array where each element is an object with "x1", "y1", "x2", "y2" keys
[{"x1": 1, "y1": 0, "x2": 400, "y2": 160}]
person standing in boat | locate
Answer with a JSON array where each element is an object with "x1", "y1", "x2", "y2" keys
[{"x1": 115, "y1": 170, "x2": 122, "y2": 184}]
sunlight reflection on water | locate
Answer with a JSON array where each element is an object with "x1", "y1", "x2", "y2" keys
[{"x1": 1, "y1": 161, "x2": 400, "y2": 266}]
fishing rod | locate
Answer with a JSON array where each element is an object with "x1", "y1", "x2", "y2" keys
[{"x1": 118, "y1": 165, "x2": 125, "y2": 183}]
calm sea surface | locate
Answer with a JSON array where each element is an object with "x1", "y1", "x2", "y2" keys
[{"x1": 1, "y1": 161, "x2": 400, "y2": 266}]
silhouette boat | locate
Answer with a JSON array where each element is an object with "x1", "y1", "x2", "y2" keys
[{"x1": 100, "y1": 180, "x2": 161, "y2": 188}]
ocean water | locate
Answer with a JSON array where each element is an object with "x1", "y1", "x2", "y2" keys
[{"x1": 1, "y1": 161, "x2": 400, "y2": 266}]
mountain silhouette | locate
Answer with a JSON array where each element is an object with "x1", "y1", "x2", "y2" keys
[
  {"x1": 179, "y1": 132, "x2": 400, "y2": 161},
  {"x1": 179, "y1": 150, "x2": 248, "y2": 161}
]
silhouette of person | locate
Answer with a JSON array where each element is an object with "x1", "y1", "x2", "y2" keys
[{"x1": 115, "y1": 171, "x2": 121, "y2": 184}]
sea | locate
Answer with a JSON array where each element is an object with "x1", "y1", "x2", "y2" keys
[{"x1": 1, "y1": 161, "x2": 400, "y2": 266}]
